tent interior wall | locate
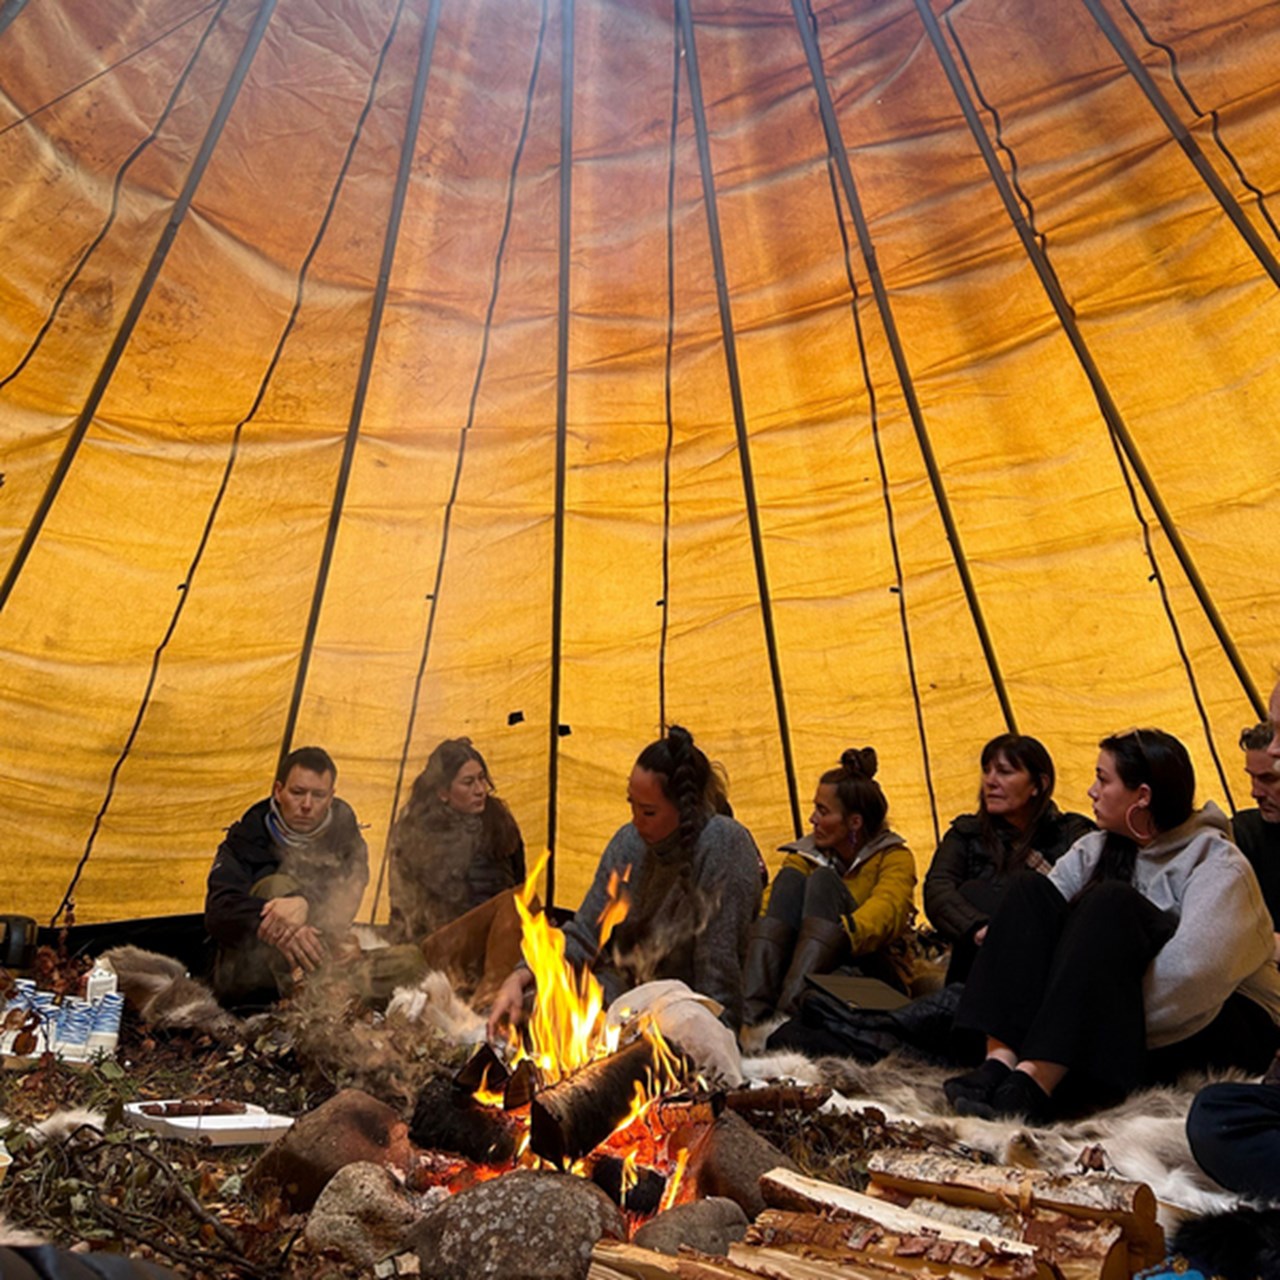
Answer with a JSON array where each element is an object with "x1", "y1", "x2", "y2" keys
[{"x1": 1, "y1": 0, "x2": 1277, "y2": 927}]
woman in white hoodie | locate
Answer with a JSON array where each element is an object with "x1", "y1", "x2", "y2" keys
[{"x1": 943, "y1": 728, "x2": 1280, "y2": 1123}]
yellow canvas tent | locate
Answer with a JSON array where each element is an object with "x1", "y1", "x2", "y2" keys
[{"x1": 1, "y1": 0, "x2": 1277, "y2": 926}]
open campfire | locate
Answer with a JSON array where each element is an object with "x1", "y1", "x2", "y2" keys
[{"x1": 407, "y1": 866, "x2": 714, "y2": 1214}]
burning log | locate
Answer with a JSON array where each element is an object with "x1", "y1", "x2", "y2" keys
[
  {"x1": 409, "y1": 1077, "x2": 521, "y2": 1165},
  {"x1": 530, "y1": 1038, "x2": 676, "y2": 1167}
]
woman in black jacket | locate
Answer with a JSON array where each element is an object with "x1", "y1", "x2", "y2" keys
[{"x1": 923, "y1": 733, "x2": 1093, "y2": 983}]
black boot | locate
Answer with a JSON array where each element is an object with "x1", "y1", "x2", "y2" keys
[
  {"x1": 777, "y1": 916, "x2": 849, "y2": 1016},
  {"x1": 742, "y1": 916, "x2": 796, "y2": 1025}
]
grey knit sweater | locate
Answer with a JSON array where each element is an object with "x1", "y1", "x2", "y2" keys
[{"x1": 561, "y1": 814, "x2": 764, "y2": 1029}]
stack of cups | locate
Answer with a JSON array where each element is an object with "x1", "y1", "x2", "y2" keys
[
  {"x1": 88, "y1": 992, "x2": 124, "y2": 1060},
  {"x1": 55, "y1": 997, "x2": 93, "y2": 1063}
]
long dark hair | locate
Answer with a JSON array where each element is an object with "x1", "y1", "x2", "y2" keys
[
  {"x1": 819, "y1": 747, "x2": 888, "y2": 840},
  {"x1": 635, "y1": 725, "x2": 723, "y2": 857},
  {"x1": 978, "y1": 733, "x2": 1055, "y2": 871},
  {"x1": 396, "y1": 737, "x2": 520, "y2": 852},
  {"x1": 1092, "y1": 728, "x2": 1195, "y2": 884}
]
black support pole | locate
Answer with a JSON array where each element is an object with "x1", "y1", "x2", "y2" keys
[
  {"x1": 675, "y1": 0, "x2": 804, "y2": 835},
  {"x1": 1079, "y1": 0, "x2": 1280, "y2": 290},
  {"x1": 545, "y1": 0, "x2": 575, "y2": 906},
  {"x1": 914, "y1": 0, "x2": 1265, "y2": 718},
  {"x1": 279, "y1": 0, "x2": 445, "y2": 763},
  {"x1": 0, "y1": 0, "x2": 279, "y2": 615},
  {"x1": 788, "y1": 0, "x2": 1019, "y2": 734}
]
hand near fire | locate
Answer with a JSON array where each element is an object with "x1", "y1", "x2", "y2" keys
[
  {"x1": 487, "y1": 968, "x2": 535, "y2": 1042},
  {"x1": 258, "y1": 896, "x2": 325, "y2": 972}
]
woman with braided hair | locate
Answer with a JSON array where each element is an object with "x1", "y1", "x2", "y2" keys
[
  {"x1": 742, "y1": 747, "x2": 916, "y2": 1027},
  {"x1": 487, "y1": 725, "x2": 764, "y2": 1037}
]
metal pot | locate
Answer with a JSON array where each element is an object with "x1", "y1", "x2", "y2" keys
[{"x1": 0, "y1": 915, "x2": 38, "y2": 970}]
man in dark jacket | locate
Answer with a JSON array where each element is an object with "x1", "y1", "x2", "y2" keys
[{"x1": 204, "y1": 746, "x2": 368, "y2": 1007}]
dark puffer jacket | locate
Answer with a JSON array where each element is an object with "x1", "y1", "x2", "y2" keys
[
  {"x1": 204, "y1": 797, "x2": 368, "y2": 947},
  {"x1": 923, "y1": 802, "x2": 1094, "y2": 944}
]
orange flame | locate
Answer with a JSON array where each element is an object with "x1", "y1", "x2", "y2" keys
[{"x1": 500, "y1": 851, "x2": 685, "y2": 1140}]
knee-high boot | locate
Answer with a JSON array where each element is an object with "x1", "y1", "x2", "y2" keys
[
  {"x1": 742, "y1": 916, "x2": 796, "y2": 1026},
  {"x1": 777, "y1": 916, "x2": 850, "y2": 1016}
]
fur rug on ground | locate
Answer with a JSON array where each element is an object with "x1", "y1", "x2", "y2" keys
[
  {"x1": 99, "y1": 946, "x2": 241, "y2": 1040},
  {"x1": 740, "y1": 1048, "x2": 1250, "y2": 1224}
]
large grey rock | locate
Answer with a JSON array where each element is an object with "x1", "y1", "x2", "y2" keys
[
  {"x1": 304, "y1": 1161, "x2": 423, "y2": 1268},
  {"x1": 406, "y1": 1169, "x2": 626, "y2": 1280},
  {"x1": 687, "y1": 1110, "x2": 798, "y2": 1219},
  {"x1": 631, "y1": 1196, "x2": 748, "y2": 1256}
]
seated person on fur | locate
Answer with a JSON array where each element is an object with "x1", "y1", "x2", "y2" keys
[
  {"x1": 205, "y1": 746, "x2": 368, "y2": 1007},
  {"x1": 363, "y1": 738, "x2": 528, "y2": 1006},
  {"x1": 487, "y1": 725, "x2": 763, "y2": 1036},
  {"x1": 1186, "y1": 687, "x2": 1280, "y2": 1202},
  {"x1": 742, "y1": 747, "x2": 915, "y2": 1027},
  {"x1": 944, "y1": 728, "x2": 1280, "y2": 1125},
  {"x1": 924, "y1": 733, "x2": 1093, "y2": 985},
  {"x1": 1233, "y1": 719, "x2": 1280, "y2": 957}
]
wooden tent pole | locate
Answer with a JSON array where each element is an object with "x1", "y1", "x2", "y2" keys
[
  {"x1": 913, "y1": 0, "x2": 1266, "y2": 719},
  {"x1": 279, "y1": 0, "x2": 446, "y2": 765},
  {"x1": 0, "y1": 0, "x2": 279, "y2": 617},
  {"x1": 788, "y1": 0, "x2": 1019, "y2": 736},
  {"x1": 675, "y1": 0, "x2": 805, "y2": 837}
]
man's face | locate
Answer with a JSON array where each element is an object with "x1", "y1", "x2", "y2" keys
[
  {"x1": 272, "y1": 766, "x2": 335, "y2": 833},
  {"x1": 1245, "y1": 748, "x2": 1280, "y2": 824}
]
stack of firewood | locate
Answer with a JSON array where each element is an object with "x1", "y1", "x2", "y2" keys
[{"x1": 588, "y1": 1151, "x2": 1164, "y2": 1279}]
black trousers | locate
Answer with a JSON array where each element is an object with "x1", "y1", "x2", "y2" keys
[
  {"x1": 956, "y1": 871, "x2": 1176, "y2": 1099},
  {"x1": 1187, "y1": 1082, "x2": 1280, "y2": 1200},
  {"x1": 765, "y1": 864, "x2": 853, "y2": 928},
  {"x1": 766, "y1": 863, "x2": 906, "y2": 992}
]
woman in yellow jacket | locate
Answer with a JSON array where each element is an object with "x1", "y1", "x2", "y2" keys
[{"x1": 742, "y1": 746, "x2": 916, "y2": 1025}]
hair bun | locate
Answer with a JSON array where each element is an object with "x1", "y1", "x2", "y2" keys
[
  {"x1": 840, "y1": 746, "x2": 877, "y2": 779},
  {"x1": 667, "y1": 724, "x2": 694, "y2": 752}
]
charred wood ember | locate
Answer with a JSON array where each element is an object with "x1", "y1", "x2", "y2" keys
[
  {"x1": 410, "y1": 1076, "x2": 520, "y2": 1164},
  {"x1": 531, "y1": 1039, "x2": 677, "y2": 1168},
  {"x1": 455, "y1": 1042, "x2": 510, "y2": 1096},
  {"x1": 504, "y1": 1057, "x2": 540, "y2": 1110},
  {"x1": 590, "y1": 1154, "x2": 666, "y2": 1215}
]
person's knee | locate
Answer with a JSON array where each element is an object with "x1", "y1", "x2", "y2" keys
[
  {"x1": 766, "y1": 866, "x2": 807, "y2": 924},
  {"x1": 801, "y1": 866, "x2": 850, "y2": 920}
]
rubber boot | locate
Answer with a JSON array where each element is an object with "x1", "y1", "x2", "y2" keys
[
  {"x1": 741, "y1": 916, "x2": 796, "y2": 1026},
  {"x1": 776, "y1": 916, "x2": 850, "y2": 1016}
]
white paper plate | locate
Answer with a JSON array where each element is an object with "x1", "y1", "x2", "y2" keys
[{"x1": 124, "y1": 1100, "x2": 294, "y2": 1146}]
